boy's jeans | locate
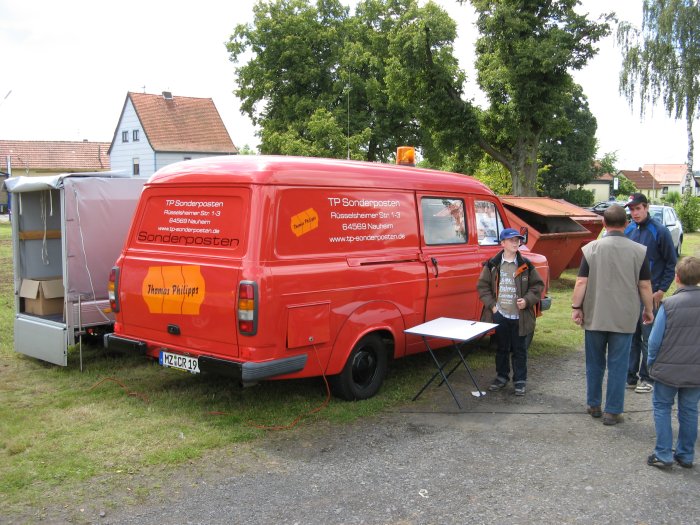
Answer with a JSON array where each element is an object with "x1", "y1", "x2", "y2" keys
[{"x1": 652, "y1": 382, "x2": 700, "y2": 464}]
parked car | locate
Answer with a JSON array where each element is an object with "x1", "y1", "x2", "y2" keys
[
  {"x1": 649, "y1": 204, "x2": 683, "y2": 256},
  {"x1": 587, "y1": 201, "x2": 618, "y2": 216}
]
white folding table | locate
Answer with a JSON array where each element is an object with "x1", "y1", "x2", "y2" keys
[{"x1": 405, "y1": 317, "x2": 498, "y2": 409}]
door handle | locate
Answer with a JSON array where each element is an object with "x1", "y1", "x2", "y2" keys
[{"x1": 430, "y1": 257, "x2": 439, "y2": 278}]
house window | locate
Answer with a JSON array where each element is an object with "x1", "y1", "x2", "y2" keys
[
  {"x1": 133, "y1": 158, "x2": 140, "y2": 176},
  {"x1": 184, "y1": 156, "x2": 192, "y2": 161},
  {"x1": 133, "y1": 130, "x2": 140, "y2": 142},
  {"x1": 662, "y1": 186, "x2": 668, "y2": 194},
  {"x1": 122, "y1": 131, "x2": 129, "y2": 143}
]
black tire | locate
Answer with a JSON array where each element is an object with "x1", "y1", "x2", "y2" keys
[
  {"x1": 329, "y1": 334, "x2": 388, "y2": 400},
  {"x1": 677, "y1": 238, "x2": 682, "y2": 257}
]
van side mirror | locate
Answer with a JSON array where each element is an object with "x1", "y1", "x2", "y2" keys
[{"x1": 519, "y1": 226, "x2": 529, "y2": 245}]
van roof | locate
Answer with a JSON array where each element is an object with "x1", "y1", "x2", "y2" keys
[{"x1": 148, "y1": 155, "x2": 495, "y2": 196}]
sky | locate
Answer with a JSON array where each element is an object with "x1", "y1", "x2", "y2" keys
[{"x1": 0, "y1": 0, "x2": 697, "y2": 171}]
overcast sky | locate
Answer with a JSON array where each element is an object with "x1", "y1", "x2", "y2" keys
[{"x1": 1, "y1": 0, "x2": 697, "y2": 170}]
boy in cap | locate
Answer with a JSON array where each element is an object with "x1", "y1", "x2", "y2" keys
[
  {"x1": 477, "y1": 228, "x2": 544, "y2": 395},
  {"x1": 646, "y1": 256, "x2": 700, "y2": 469},
  {"x1": 624, "y1": 192, "x2": 677, "y2": 393}
]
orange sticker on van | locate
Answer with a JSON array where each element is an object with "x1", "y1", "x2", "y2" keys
[
  {"x1": 291, "y1": 208, "x2": 319, "y2": 237},
  {"x1": 142, "y1": 265, "x2": 206, "y2": 315}
]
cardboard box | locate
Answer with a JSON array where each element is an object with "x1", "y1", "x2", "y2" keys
[{"x1": 19, "y1": 278, "x2": 64, "y2": 316}]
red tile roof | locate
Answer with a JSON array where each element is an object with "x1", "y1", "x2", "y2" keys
[
  {"x1": 642, "y1": 164, "x2": 688, "y2": 185},
  {"x1": 0, "y1": 140, "x2": 110, "y2": 172},
  {"x1": 121, "y1": 92, "x2": 238, "y2": 154},
  {"x1": 619, "y1": 169, "x2": 658, "y2": 190}
]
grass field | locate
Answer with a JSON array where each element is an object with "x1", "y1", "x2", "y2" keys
[{"x1": 1, "y1": 219, "x2": 698, "y2": 517}]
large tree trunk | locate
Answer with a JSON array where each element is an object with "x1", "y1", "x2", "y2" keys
[{"x1": 510, "y1": 135, "x2": 540, "y2": 196}]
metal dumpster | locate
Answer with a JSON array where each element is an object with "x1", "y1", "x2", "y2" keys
[
  {"x1": 500, "y1": 197, "x2": 597, "y2": 280},
  {"x1": 559, "y1": 201, "x2": 604, "y2": 269}
]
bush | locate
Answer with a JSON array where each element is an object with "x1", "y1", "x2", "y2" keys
[
  {"x1": 675, "y1": 191, "x2": 700, "y2": 233},
  {"x1": 562, "y1": 188, "x2": 595, "y2": 207}
]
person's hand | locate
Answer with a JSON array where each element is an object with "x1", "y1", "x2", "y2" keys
[
  {"x1": 642, "y1": 307, "x2": 654, "y2": 325},
  {"x1": 571, "y1": 309, "x2": 583, "y2": 326},
  {"x1": 492, "y1": 305, "x2": 498, "y2": 314},
  {"x1": 516, "y1": 298, "x2": 527, "y2": 310},
  {"x1": 652, "y1": 290, "x2": 664, "y2": 311}
]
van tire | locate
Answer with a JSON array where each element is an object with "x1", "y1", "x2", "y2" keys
[{"x1": 329, "y1": 334, "x2": 388, "y2": 401}]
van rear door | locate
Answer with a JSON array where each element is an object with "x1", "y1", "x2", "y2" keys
[{"x1": 118, "y1": 187, "x2": 249, "y2": 359}]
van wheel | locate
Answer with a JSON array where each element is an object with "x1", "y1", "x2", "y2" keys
[
  {"x1": 677, "y1": 238, "x2": 682, "y2": 257},
  {"x1": 330, "y1": 334, "x2": 388, "y2": 401}
]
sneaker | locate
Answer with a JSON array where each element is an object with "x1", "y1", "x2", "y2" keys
[
  {"x1": 647, "y1": 453, "x2": 673, "y2": 469},
  {"x1": 488, "y1": 378, "x2": 508, "y2": 391},
  {"x1": 673, "y1": 454, "x2": 693, "y2": 469},
  {"x1": 635, "y1": 381, "x2": 653, "y2": 393},
  {"x1": 626, "y1": 382, "x2": 637, "y2": 390},
  {"x1": 514, "y1": 384, "x2": 526, "y2": 396},
  {"x1": 603, "y1": 412, "x2": 623, "y2": 426}
]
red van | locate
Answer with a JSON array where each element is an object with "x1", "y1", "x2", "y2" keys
[{"x1": 105, "y1": 156, "x2": 550, "y2": 399}]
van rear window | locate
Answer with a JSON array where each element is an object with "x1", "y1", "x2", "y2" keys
[
  {"x1": 134, "y1": 192, "x2": 247, "y2": 253},
  {"x1": 276, "y1": 188, "x2": 418, "y2": 256}
]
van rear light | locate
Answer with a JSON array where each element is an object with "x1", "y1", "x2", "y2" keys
[
  {"x1": 237, "y1": 281, "x2": 258, "y2": 336},
  {"x1": 108, "y1": 266, "x2": 120, "y2": 313}
]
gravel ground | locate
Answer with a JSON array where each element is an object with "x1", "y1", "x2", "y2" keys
[{"x1": 11, "y1": 347, "x2": 700, "y2": 524}]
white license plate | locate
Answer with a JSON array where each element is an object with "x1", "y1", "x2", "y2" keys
[{"x1": 159, "y1": 351, "x2": 200, "y2": 374}]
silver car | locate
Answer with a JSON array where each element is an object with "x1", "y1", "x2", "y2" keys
[{"x1": 649, "y1": 205, "x2": 683, "y2": 256}]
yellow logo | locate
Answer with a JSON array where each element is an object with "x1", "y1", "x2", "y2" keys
[
  {"x1": 142, "y1": 265, "x2": 205, "y2": 315},
  {"x1": 291, "y1": 208, "x2": 319, "y2": 237}
]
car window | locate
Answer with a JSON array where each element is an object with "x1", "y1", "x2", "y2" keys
[
  {"x1": 475, "y1": 200, "x2": 504, "y2": 246},
  {"x1": 421, "y1": 197, "x2": 467, "y2": 245}
]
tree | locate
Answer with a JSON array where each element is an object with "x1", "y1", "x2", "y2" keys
[
  {"x1": 391, "y1": 0, "x2": 612, "y2": 195},
  {"x1": 617, "y1": 0, "x2": 700, "y2": 190},
  {"x1": 226, "y1": 0, "x2": 443, "y2": 162},
  {"x1": 539, "y1": 84, "x2": 599, "y2": 198},
  {"x1": 471, "y1": 0, "x2": 612, "y2": 195}
]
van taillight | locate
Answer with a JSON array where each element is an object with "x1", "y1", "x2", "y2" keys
[
  {"x1": 108, "y1": 267, "x2": 120, "y2": 313},
  {"x1": 237, "y1": 281, "x2": 258, "y2": 336}
]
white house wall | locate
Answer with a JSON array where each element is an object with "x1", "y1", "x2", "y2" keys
[
  {"x1": 110, "y1": 98, "x2": 154, "y2": 177},
  {"x1": 154, "y1": 152, "x2": 222, "y2": 173}
]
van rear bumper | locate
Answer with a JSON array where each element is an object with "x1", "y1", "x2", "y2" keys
[
  {"x1": 104, "y1": 333, "x2": 148, "y2": 354},
  {"x1": 103, "y1": 333, "x2": 307, "y2": 382}
]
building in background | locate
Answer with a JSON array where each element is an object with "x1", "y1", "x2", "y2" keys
[
  {"x1": 109, "y1": 91, "x2": 238, "y2": 179},
  {"x1": 0, "y1": 139, "x2": 110, "y2": 211}
]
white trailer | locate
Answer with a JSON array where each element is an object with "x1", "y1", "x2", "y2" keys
[{"x1": 4, "y1": 174, "x2": 144, "y2": 366}]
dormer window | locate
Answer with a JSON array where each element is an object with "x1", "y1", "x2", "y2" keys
[
  {"x1": 122, "y1": 131, "x2": 129, "y2": 143},
  {"x1": 133, "y1": 130, "x2": 140, "y2": 142}
]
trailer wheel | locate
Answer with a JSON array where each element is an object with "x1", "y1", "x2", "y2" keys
[{"x1": 330, "y1": 334, "x2": 388, "y2": 400}]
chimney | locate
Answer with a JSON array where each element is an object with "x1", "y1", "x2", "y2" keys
[{"x1": 162, "y1": 91, "x2": 173, "y2": 100}]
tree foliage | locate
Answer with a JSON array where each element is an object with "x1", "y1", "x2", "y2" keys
[
  {"x1": 617, "y1": 0, "x2": 700, "y2": 186},
  {"x1": 227, "y1": 0, "x2": 450, "y2": 162},
  {"x1": 539, "y1": 84, "x2": 599, "y2": 198}
]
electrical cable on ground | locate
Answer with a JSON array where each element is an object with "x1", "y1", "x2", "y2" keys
[
  {"x1": 210, "y1": 344, "x2": 332, "y2": 431},
  {"x1": 89, "y1": 377, "x2": 150, "y2": 403}
]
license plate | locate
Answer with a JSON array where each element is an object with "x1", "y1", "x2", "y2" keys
[{"x1": 159, "y1": 351, "x2": 200, "y2": 374}]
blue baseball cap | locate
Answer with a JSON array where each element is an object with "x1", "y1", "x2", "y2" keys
[{"x1": 499, "y1": 228, "x2": 525, "y2": 242}]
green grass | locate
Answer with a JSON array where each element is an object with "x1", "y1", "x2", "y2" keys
[{"x1": 1, "y1": 218, "x2": 699, "y2": 517}]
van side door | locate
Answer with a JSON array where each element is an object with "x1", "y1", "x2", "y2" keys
[{"x1": 418, "y1": 194, "x2": 482, "y2": 323}]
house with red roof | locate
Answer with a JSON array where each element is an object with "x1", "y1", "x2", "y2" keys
[
  {"x1": 0, "y1": 139, "x2": 110, "y2": 210},
  {"x1": 642, "y1": 164, "x2": 698, "y2": 197},
  {"x1": 108, "y1": 91, "x2": 238, "y2": 178}
]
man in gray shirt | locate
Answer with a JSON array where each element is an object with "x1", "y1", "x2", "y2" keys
[{"x1": 571, "y1": 205, "x2": 654, "y2": 425}]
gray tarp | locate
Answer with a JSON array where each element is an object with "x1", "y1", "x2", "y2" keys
[{"x1": 5, "y1": 174, "x2": 145, "y2": 302}]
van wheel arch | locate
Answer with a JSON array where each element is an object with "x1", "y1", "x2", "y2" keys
[{"x1": 329, "y1": 332, "x2": 391, "y2": 401}]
